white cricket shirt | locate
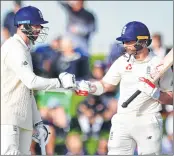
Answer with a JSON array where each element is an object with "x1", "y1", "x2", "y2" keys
[
  {"x1": 1, "y1": 34, "x2": 60, "y2": 130},
  {"x1": 103, "y1": 51, "x2": 173, "y2": 115}
]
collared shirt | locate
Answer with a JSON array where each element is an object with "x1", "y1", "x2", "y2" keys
[
  {"x1": 1, "y1": 34, "x2": 60, "y2": 130},
  {"x1": 13, "y1": 34, "x2": 31, "y2": 51},
  {"x1": 102, "y1": 51, "x2": 173, "y2": 114}
]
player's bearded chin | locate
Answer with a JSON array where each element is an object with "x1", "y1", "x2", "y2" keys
[
  {"x1": 124, "y1": 44, "x2": 137, "y2": 55},
  {"x1": 32, "y1": 29, "x2": 41, "y2": 40}
]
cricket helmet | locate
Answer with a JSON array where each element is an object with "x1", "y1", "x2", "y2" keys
[
  {"x1": 116, "y1": 21, "x2": 152, "y2": 54},
  {"x1": 14, "y1": 6, "x2": 48, "y2": 26},
  {"x1": 14, "y1": 6, "x2": 49, "y2": 44}
]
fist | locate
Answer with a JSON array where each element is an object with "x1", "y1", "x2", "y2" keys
[
  {"x1": 59, "y1": 72, "x2": 76, "y2": 89},
  {"x1": 137, "y1": 77, "x2": 160, "y2": 100},
  {"x1": 75, "y1": 80, "x2": 91, "y2": 96}
]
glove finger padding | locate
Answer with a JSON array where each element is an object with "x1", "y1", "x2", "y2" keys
[
  {"x1": 59, "y1": 72, "x2": 76, "y2": 89},
  {"x1": 76, "y1": 80, "x2": 90, "y2": 96},
  {"x1": 32, "y1": 125, "x2": 50, "y2": 146}
]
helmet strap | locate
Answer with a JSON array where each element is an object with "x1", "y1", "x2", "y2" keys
[{"x1": 127, "y1": 54, "x2": 132, "y2": 62}]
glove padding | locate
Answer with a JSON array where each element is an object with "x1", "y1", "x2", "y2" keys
[
  {"x1": 32, "y1": 122, "x2": 50, "y2": 146},
  {"x1": 59, "y1": 72, "x2": 76, "y2": 89},
  {"x1": 75, "y1": 80, "x2": 91, "y2": 96},
  {"x1": 137, "y1": 77, "x2": 160, "y2": 100}
]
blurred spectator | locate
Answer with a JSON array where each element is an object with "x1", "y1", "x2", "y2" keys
[
  {"x1": 65, "y1": 133, "x2": 88, "y2": 155},
  {"x1": 151, "y1": 33, "x2": 167, "y2": 59},
  {"x1": 105, "y1": 42, "x2": 125, "y2": 69},
  {"x1": 77, "y1": 95, "x2": 106, "y2": 140},
  {"x1": 51, "y1": 36, "x2": 90, "y2": 80},
  {"x1": 95, "y1": 138, "x2": 108, "y2": 155},
  {"x1": 91, "y1": 60, "x2": 106, "y2": 80},
  {"x1": 31, "y1": 98, "x2": 69, "y2": 155},
  {"x1": 101, "y1": 98, "x2": 118, "y2": 129},
  {"x1": 31, "y1": 35, "x2": 90, "y2": 154},
  {"x1": 58, "y1": 0, "x2": 97, "y2": 54},
  {"x1": 2, "y1": 0, "x2": 22, "y2": 42},
  {"x1": 32, "y1": 37, "x2": 62, "y2": 78},
  {"x1": 162, "y1": 113, "x2": 174, "y2": 155},
  {"x1": 91, "y1": 60, "x2": 118, "y2": 111},
  {"x1": 77, "y1": 60, "x2": 117, "y2": 140}
]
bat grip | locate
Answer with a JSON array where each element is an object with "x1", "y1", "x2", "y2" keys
[
  {"x1": 121, "y1": 90, "x2": 141, "y2": 108},
  {"x1": 40, "y1": 137, "x2": 46, "y2": 155}
]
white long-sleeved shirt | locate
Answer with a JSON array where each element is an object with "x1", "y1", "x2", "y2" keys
[
  {"x1": 102, "y1": 51, "x2": 173, "y2": 115},
  {"x1": 1, "y1": 34, "x2": 61, "y2": 130}
]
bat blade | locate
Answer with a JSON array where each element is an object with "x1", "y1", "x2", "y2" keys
[
  {"x1": 122, "y1": 48, "x2": 173, "y2": 108},
  {"x1": 149, "y1": 48, "x2": 173, "y2": 83}
]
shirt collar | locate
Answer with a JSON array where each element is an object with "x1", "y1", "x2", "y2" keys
[
  {"x1": 13, "y1": 34, "x2": 32, "y2": 51},
  {"x1": 127, "y1": 50, "x2": 155, "y2": 64}
]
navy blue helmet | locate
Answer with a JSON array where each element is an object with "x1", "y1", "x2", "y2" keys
[
  {"x1": 14, "y1": 6, "x2": 49, "y2": 44},
  {"x1": 14, "y1": 6, "x2": 48, "y2": 26},
  {"x1": 116, "y1": 21, "x2": 151, "y2": 43}
]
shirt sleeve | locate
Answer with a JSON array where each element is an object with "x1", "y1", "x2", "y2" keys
[
  {"x1": 102, "y1": 59, "x2": 121, "y2": 85},
  {"x1": 5, "y1": 45, "x2": 60, "y2": 90},
  {"x1": 158, "y1": 68, "x2": 173, "y2": 92},
  {"x1": 76, "y1": 15, "x2": 96, "y2": 36},
  {"x1": 59, "y1": 1, "x2": 72, "y2": 11},
  {"x1": 32, "y1": 96, "x2": 42, "y2": 126}
]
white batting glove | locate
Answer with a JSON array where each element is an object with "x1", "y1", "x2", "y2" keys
[
  {"x1": 137, "y1": 77, "x2": 160, "y2": 100},
  {"x1": 32, "y1": 122, "x2": 50, "y2": 146},
  {"x1": 75, "y1": 80, "x2": 91, "y2": 96},
  {"x1": 59, "y1": 72, "x2": 76, "y2": 89}
]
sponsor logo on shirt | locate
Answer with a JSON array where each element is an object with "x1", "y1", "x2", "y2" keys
[
  {"x1": 125, "y1": 63, "x2": 132, "y2": 71},
  {"x1": 22, "y1": 61, "x2": 28, "y2": 66},
  {"x1": 147, "y1": 136, "x2": 152, "y2": 139}
]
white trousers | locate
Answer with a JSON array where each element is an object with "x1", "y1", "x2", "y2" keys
[
  {"x1": 108, "y1": 112, "x2": 163, "y2": 155},
  {"x1": 1, "y1": 125, "x2": 32, "y2": 155}
]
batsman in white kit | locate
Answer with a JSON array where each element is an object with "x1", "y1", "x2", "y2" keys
[
  {"x1": 1, "y1": 6, "x2": 77, "y2": 155},
  {"x1": 75, "y1": 21, "x2": 173, "y2": 155}
]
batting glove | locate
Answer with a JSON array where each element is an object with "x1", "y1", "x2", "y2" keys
[
  {"x1": 32, "y1": 121, "x2": 50, "y2": 146},
  {"x1": 58, "y1": 72, "x2": 76, "y2": 89},
  {"x1": 75, "y1": 80, "x2": 91, "y2": 96},
  {"x1": 137, "y1": 77, "x2": 160, "y2": 100}
]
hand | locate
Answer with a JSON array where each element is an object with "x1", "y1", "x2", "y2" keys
[
  {"x1": 75, "y1": 80, "x2": 91, "y2": 96},
  {"x1": 32, "y1": 122, "x2": 50, "y2": 146},
  {"x1": 137, "y1": 77, "x2": 160, "y2": 100},
  {"x1": 59, "y1": 72, "x2": 76, "y2": 89}
]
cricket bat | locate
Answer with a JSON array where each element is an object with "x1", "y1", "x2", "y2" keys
[
  {"x1": 40, "y1": 137, "x2": 46, "y2": 155},
  {"x1": 122, "y1": 48, "x2": 173, "y2": 108}
]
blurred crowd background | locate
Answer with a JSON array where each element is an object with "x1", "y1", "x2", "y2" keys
[{"x1": 1, "y1": 0, "x2": 173, "y2": 155}]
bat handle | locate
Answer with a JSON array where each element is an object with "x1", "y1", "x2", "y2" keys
[
  {"x1": 40, "y1": 137, "x2": 46, "y2": 155},
  {"x1": 121, "y1": 90, "x2": 141, "y2": 108}
]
